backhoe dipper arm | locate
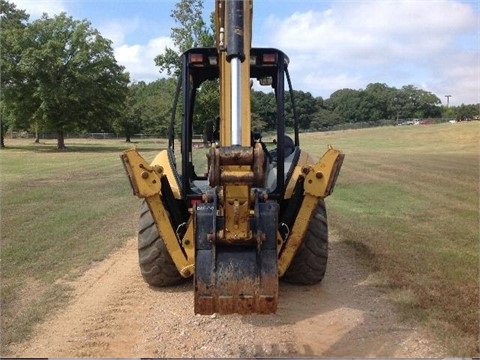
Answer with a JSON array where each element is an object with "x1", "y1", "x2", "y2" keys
[
  {"x1": 216, "y1": 0, "x2": 252, "y2": 146},
  {"x1": 225, "y1": 0, "x2": 245, "y2": 145}
]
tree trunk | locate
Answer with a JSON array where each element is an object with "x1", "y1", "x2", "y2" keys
[
  {"x1": 57, "y1": 130, "x2": 66, "y2": 150},
  {"x1": 35, "y1": 122, "x2": 39, "y2": 143},
  {"x1": 0, "y1": 122, "x2": 5, "y2": 149}
]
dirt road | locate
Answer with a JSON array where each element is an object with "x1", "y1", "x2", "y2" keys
[{"x1": 12, "y1": 236, "x2": 445, "y2": 357}]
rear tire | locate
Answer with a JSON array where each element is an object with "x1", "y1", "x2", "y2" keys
[
  {"x1": 282, "y1": 200, "x2": 329, "y2": 285},
  {"x1": 138, "y1": 201, "x2": 184, "y2": 286}
]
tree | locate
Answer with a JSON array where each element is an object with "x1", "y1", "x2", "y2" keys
[
  {"x1": 16, "y1": 13, "x2": 129, "y2": 149},
  {"x1": 154, "y1": 0, "x2": 213, "y2": 76},
  {"x1": 399, "y1": 85, "x2": 441, "y2": 119},
  {"x1": 193, "y1": 80, "x2": 219, "y2": 134},
  {"x1": 455, "y1": 103, "x2": 479, "y2": 121},
  {"x1": 139, "y1": 78, "x2": 180, "y2": 136},
  {"x1": 153, "y1": 0, "x2": 216, "y2": 136},
  {"x1": 363, "y1": 83, "x2": 395, "y2": 122},
  {"x1": 286, "y1": 90, "x2": 318, "y2": 130},
  {"x1": 326, "y1": 88, "x2": 363, "y2": 123},
  {"x1": 310, "y1": 108, "x2": 342, "y2": 131},
  {"x1": 325, "y1": 84, "x2": 442, "y2": 126},
  {"x1": 113, "y1": 82, "x2": 146, "y2": 142},
  {"x1": 0, "y1": 0, "x2": 30, "y2": 148},
  {"x1": 251, "y1": 90, "x2": 277, "y2": 131}
]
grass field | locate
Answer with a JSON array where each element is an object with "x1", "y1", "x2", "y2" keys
[
  {"x1": 0, "y1": 138, "x2": 164, "y2": 353},
  {"x1": 1, "y1": 122, "x2": 479, "y2": 356},
  {"x1": 308, "y1": 122, "x2": 479, "y2": 356}
]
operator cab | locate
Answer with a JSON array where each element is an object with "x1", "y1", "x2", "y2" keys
[{"x1": 169, "y1": 47, "x2": 300, "y2": 202}]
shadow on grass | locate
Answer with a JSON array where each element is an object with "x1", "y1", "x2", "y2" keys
[{"x1": 2, "y1": 142, "x2": 165, "y2": 153}]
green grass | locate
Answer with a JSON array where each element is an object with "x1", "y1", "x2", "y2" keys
[
  {"x1": 1, "y1": 123, "x2": 479, "y2": 356},
  {"x1": 303, "y1": 122, "x2": 479, "y2": 356},
  {"x1": 0, "y1": 138, "x2": 164, "y2": 354}
]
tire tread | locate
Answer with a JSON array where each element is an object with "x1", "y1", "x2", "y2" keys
[{"x1": 282, "y1": 200, "x2": 329, "y2": 285}]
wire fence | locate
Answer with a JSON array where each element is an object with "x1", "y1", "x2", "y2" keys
[
  {"x1": 6, "y1": 132, "x2": 163, "y2": 140},
  {"x1": 5, "y1": 117, "x2": 467, "y2": 140}
]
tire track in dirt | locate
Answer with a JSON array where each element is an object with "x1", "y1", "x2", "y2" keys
[{"x1": 11, "y1": 237, "x2": 446, "y2": 357}]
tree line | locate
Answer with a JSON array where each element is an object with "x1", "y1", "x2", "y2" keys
[
  {"x1": 0, "y1": 1, "x2": 129, "y2": 148},
  {"x1": 1, "y1": 0, "x2": 478, "y2": 149}
]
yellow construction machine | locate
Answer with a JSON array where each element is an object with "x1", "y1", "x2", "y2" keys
[{"x1": 121, "y1": 0, "x2": 344, "y2": 314}]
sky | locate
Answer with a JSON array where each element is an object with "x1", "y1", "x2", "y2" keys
[{"x1": 12, "y1": 0, "x2": 480, "y2": 106}]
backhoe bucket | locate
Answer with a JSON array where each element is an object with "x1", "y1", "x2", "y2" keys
[{"x1": 194, "y1": 202, "x2": 279, "y2": 315}]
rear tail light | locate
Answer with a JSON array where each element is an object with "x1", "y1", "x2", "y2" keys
[
  {"x1": 189, "y1": 53, "x2": 204, "y2": 65},
  {"x1": 262, "y1": 53, "x2": 277, "y2": 64}
]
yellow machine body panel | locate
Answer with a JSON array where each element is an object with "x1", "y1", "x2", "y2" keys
[
  {"x1": 150, "y1": 150, "x2": 182, "y2": 199},
  {"x1": 278, "y1": 146, "x2": 344, "y2": 276}
]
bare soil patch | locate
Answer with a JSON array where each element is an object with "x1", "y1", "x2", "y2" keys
[{"x1": 10, "y1": 236, "x2": 446, "y2": 358}]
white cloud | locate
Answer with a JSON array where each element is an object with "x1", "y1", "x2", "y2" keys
[
  {"x1": 13, "y1": 0, "x2": 67, "y2": 18},
  {"x1": 303, "y1": 72, "x2": 364, "y2": 94},
  {"x1": 98, "y1": 18, "x2": 141, "y2": 47},
  {"x1": 260, "y1": 0, "x2": 478, "y2": 105},
  {"x1": 114, "y1": 37, "x2": 174, "y2": 83},
  {"x1": 429, "y1": 51, "x2": 480, "y2": 105},
  {"x1": 95, "y1": 17, "x2": 175, "y2": 83}
]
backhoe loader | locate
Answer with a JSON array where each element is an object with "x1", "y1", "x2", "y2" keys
[{"x1": 121, "y1": 0, "x2": 344, "y2": 314}]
